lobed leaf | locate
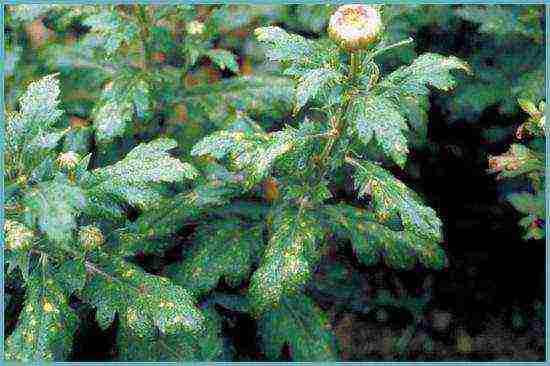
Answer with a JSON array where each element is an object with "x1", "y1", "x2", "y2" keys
[
  {"x1": 166, "y1": 220, "x2": 264, "y2": 298},
  {"x1": 116, "y1": 304, "x2": 225, "y2": 361},
  {"x1": 380, "y1": 52, "x2": 470, "y2": 99},
  {"x1": 294, "y1": 67, "x2": 342, "y2": 114},
  {"x1": 248, "y1": 207, "x2": 325, "y2": 314},
  {"x1": 254, "y1": 26, "x2": 314, "y2": 63},
  {"x1": 349, "y1": 158, "x2": 442, "y2": 242},
  {"x1": 192, "y1": 128, "x2": 296, "y2": 189},
  {"x1": 5, "y1": 267, "x2": 78, "y2": 361},
  {"x1": 85, "y1": 139, "x2": 197, "y2": 210},
  {"x1": 322, "y1": 204, "x2": 446, "y2": 270},
  {"x1": 350, "y1": 95, "x2": 409, "y2": 167},
  {"x1": 81, "y1": 254, "x2": 206, "y2": 339},
  {"x1": 258, "y1": 295, "x2": 338, "y2": 361}
]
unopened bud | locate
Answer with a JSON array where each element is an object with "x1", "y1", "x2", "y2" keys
[
  {"x1": 4, "y1": 219, "x2": 34, "y2": 251},
  {"x1": 57, "y1": 151, "x2": 80, "y2": 170},
  {"x1": 78, "y1": 225, "x2": 104, "y2": 251},
  {"x1": 328, "y1": 4, "x2": 383, "y2": 52}
]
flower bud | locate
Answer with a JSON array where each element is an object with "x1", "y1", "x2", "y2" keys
[
  {"x1": 328, "y1": 4, "x2": 383, "y2": 52},
  {"x1": 5, "y1": 219, "x2": 34, "y2": 251},
  {"x1": 78, "y1": 225, "x2": 104, "y2": 251},
  {"x1": 57, "y1": 151, "x2": 80, "y2": 171},
  {"x1": 186, "y1": 21, "x2": 205, "y2": 36}
]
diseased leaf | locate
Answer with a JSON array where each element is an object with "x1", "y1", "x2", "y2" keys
[
  {"x1": 82, "y1": 8, "x2": 139, "y2": 56},
  {"x1": 84, "y1": 139, "x2": 197, "y2": 210},
  {"x1": 322, "y1": 204, "x2": 446, "y2": 270},
  {"x1": 348, "y1": 158, "x2": 442, "y2": 242},
  {"x1": 5, "y1": 267, "x2": 78, "y2": 361},
  {"x1": 81, "y1": 254, "x2": 206, "y2": 338},
  {"x1": 192, "y1": 128, "x2": 296, "y2": 189},
  {"x1": 380, "y1": 53, "x2": 470, "y2": 99},
  {"x1": 258, "y1": 295, "x2": 338, "y2": 361},
  {"x1": 350, "y1": 95, "x2": 409, "y2": 167},
  {"x1": 248, "y1": 208, "x2": 325, "y2": 314},
  {"x1": 294, "y1": 68, "x2": 342, "y2": 114},
  {"x1": 6, "y1": 74, "x2": 63, "y2": 155},
  {"x1": 254, "y1": 26, "x2": 314, "y2": 63},
  {"x1": 92, "y1": 76, "x2": 152, "y2": 143},
  {"x1": 166, "y1": 220, "x2": 264, "y2": 298},
  {"x1": 116, "y1": 304, "x2": 225, "y2": 361},
  {"x1": 181, "y1": 76, "x2": 294, "y2": 123},
  {"x1": 123, "y1": 181, "x2": 237, "y2": 243}
]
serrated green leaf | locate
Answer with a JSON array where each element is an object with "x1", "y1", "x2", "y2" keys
[
  {"x1": 166, "y1": 220, "x2": 264, "y2": 298},
  {"x1": 258, "y1": 295, "x2": 337, "y2": 361},
  {"x1": 82, "y1": 8, "x2": 139, "y2": 56},
  {"x1": 322, "y1": 204, "x2": 446, "y2": 270},
  {"x1": 488, "y1": 144, "x2": 544, "y2": 179},
  {"x1": 350, "y1": 95, "x2": 409, "y2": 167},
  {"x1": 254, "y1": 26, "x2": 314, "y2": 63},
  {"x1": 192, "y1": 128, "x2": 296, "y2": 189},
  {"x1": 380, "y1": 53, "x2": 470, "y2": 98},
  {"x1": 6, "y1": 74, "x2": 63, "y2": 155},
  {"x1": 93, "y1": 76, "x2": 152, "y2": 143},
  {"x1": 93, "y1": 99, "x2": 133, "y2": 143},
  {"x1": 81, "y1": 254, "x2": 205, "y2": 338},
  {"x1": 348, "y1": 158, "x2": 442, "y2": 242},
  {"x1": 85, "y1": 139, "x2": 197, "y2": 210},
  {"x1": 116, "y1": 304, "x2": 224, "y2": 361},
  {"x1": 129, "y1": 182, "x2": 237, "y2": 241},
  {"x1": 180, "y1": 76, "x2": 294, "y2": 123},
  {"x1": 5, "y1": 266, "x2": 78, "y2": 361},
  {"x1": 23, "y1": 179, "x2": 87, "y2": 243},
  {"x1": 294, "y1": 68, "x2": 342, "y2": 114},
  {"x1": 249, "y1": 208, "x2": 325, "y2": 314}
]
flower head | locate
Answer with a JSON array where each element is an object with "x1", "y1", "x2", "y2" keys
[
  {"x1": 78, "y1": 225, "x2": 104, "y2": 251},
  {"x1": 186, "y1": 21, "x2": 205, "y2": 36},
  {"x1": 57, "y1": 151, "x2": 80, "y2": 170},
  {"x1": 328, "y1": 4, "x2": 383, "y2": 51},
  {"x1": 5, "y1": 219, "x2": 34, "y2": 251}
]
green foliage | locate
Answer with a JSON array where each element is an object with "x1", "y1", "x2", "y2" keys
[
  {"x1": 166, "y1": 220, "x2": 264, "y2": 298},
  {"x1": 5, "y1": 74, "x2": 208, "y2": 361},
  {"x1": 258, "y1": 295, "x2": 338, "y2": 361},
  {"x1": 6, "y1": 4, "x2": 538, "y2": 362},
  {"x1": 81, "y1": 255, "x2": 204, "y2": 337},
  {"x1": 488, "y1": 99, "x2": 545, "y2": 241},
  {"x1": 248, "y1": 208, "x2": 325, "y2": 314},
  {"x1": 5, "y1": 263, "x2": 78, "y2": 361},
  {"x1": 348, "y1": 158, "x2": 442, "y2": 241}
]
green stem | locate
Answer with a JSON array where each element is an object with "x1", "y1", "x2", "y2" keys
[{"x1": 313, "y1": 51, "x2": 362, "y2": 187}]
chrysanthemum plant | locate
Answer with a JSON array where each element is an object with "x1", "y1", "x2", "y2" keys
[
  {"x1": 5, "y1": 5, "x2": 469, "y2": 361},
  {"x1": 3, "y1": 73, "x2": 222, "y2": 361},
  {"x1": 6, "y1": 4, "x2": 295, "y2": 160},
  {"x1": 172, "y1": 4, "x2": 468, "y2": 360},
  {"x1": 488, "y1": 98, "x2": 546, "y2": 241}
]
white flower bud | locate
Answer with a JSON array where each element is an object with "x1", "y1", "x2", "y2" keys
[
  {"x1": 56, "y1": 151, "x2": 80, "y2": 170},
  {"x1": 328, "y1": 4, "x2": 383, "y2": 52},
  {"x1": 78, "y1": 225, "x2": 104, "y2": 251},
  {"x1": 5, "y1": 219, "x2": 34, "y2": 251}
]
